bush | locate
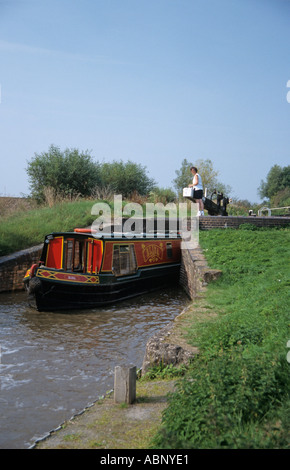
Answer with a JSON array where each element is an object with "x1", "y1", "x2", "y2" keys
[
  {"x1": 154, "y1": 350, "x2": 290, "y2": 449},
  {"x1": 26, "y1": 145, "x2": 156, "y2": 202},
  {"x1": 99, "y1": 160, "x2": 156, "y2": 198},
  {"x1": 26, "y1": 145, "x2": 102, "y2": 203}
]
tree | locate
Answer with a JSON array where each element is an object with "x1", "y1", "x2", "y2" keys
[
  {"x1": 270, "y1": 187, "x2": 290, "y2": 207},
  {"x1": 98, "y1": 160, "x2": 156, "y2": 198},
  {"x1": 26, "y1": 145, "x2": 101, "y2": 203},
  {"x1": 172, "y1": 158, "x2": 193, "y2": 198},
  {"x1": 173, "y1": 158, "x2": 231, "y2": 198},
  {"x1": 258, "y1": 164, "x2": 290, "y2": 200},
  {"x1": 26, "y1": 145, "x2": 157, "y2": 203}
]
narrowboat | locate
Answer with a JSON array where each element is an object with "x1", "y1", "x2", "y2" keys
[{"x1": 23, "y1": 228, "x2": 182, "y2": 311}]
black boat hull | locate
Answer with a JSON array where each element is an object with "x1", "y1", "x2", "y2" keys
[{"x1": 28, "y1": 264, "x2": 181, "y2": 312}]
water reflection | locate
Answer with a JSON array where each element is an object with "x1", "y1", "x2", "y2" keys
[{"x1": 0, "y1": 287, "x2": 188, "y2": 449}]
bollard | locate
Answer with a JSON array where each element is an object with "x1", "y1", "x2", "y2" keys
[{"x1": 114, "y1": 365, "x2": 136, "y2": 404}]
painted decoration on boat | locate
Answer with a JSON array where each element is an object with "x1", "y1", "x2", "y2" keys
[{"x1": 142, "y1": 243, "x2": 163, "y2": 263}]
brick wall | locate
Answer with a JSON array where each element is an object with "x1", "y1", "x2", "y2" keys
[
  {"x1": 198, "y1": 215, "x2": 290, "y2": 230},
  {"x1": 0, "y1": 245, "x2": 43, "y2": 293},
  {"x1": 179, "y1": 242, "x2": 222, "y2": 300}
]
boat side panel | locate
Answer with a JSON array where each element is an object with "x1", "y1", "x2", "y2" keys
[
  {"x1": 46, "y1": 236, "x2": 64, "y2": 269},
  {"x1": 101, "y1": 239, "x2": 181, "y2": 273}
]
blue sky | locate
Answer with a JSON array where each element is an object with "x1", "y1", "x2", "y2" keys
[{"x1": 0, "y1": 0, "x2": 289, "y2": 203}]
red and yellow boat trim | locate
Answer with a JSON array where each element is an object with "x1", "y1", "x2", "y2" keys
[{"x1": 36, "y1": 268, "x2": 100, "y2": 284}]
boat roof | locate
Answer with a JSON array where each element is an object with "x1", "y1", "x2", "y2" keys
[{"x1": 44, "y1": 229, "x2": 181, "y2": 241}]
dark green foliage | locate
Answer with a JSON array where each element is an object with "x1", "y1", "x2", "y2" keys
[
  {"x1": 26, "y1": 145, "x2": 102, "y2": 203},
  {"x1": 98, "y1": 160, "x2": 156, "y2": 198},
  {"x1": 270, "y1": 187, "x2": 290, "y2": 213},
  {"x1": 258, "y1": 164, "x2": 290, "y2": 200},
  {"x1": 26, "y1": 145, "x2": 156, "y2": 202},
  {"x1": 155, "y1": 352, "x2": 289, "y2": 449}
]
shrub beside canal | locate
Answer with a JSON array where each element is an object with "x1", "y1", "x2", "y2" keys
[{"x1": 153, "y1": 228, "x2": 290, "y2": 449}]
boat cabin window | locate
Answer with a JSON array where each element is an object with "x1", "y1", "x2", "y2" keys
[
  {"x1": 66, "y1": 238, "x2": 103, "y2": 273},
  {"x1": 74, "y1": 240, "x2": 85, "y2": 271},
  {"x1": 166, "y1": 242, "x2": 173, "y2": 258},
  {"x1": 112, "y1": 244, "x2": 137, "y2": 276},
  {"x1": 65, "y1": 239, "x2": 85, "y2": 272}
]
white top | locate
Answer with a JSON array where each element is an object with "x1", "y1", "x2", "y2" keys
[{"x1": 193, "y1": 173, "x2": 203, "y2": 191}]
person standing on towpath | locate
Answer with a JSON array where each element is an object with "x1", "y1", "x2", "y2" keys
[{"x1": 189, "y1": 166, "x2": 204, "y2": 216}]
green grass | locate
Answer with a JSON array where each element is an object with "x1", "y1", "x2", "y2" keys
[
  {"x1": 0, "y1": 199, "x2": 112, "y2": 256},
  {"x1": 0, "y1": 197, "x2": 194, "y2": 257},
  {"x1": 153, "y1": 228, "x2": 290, "y2": 449}
]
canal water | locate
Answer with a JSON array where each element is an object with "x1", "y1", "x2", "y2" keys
[{"x1": 0, "y1": 287, "x2": 188, "y2": 449}]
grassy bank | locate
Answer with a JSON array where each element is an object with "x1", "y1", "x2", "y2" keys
[
  {"x1": 0, "y1": 199, "x2": 108, "y2": 256},
  {"x1": 153, "y1": 227, "x2": 290, "y2": 449},
  {"x1": 0, "y1": 197, "x2": 193, "y2": 256}
]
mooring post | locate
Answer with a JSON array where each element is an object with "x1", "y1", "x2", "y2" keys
[{"x1": 114, "y1": 365, "x2": 136, "y2": 404}]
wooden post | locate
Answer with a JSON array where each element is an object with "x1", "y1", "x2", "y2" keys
[{"x1": 114, "y1": 365, "x2": 136, "y2": 404}]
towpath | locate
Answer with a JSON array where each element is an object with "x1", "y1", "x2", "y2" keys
[{"x1": 34, "y1": 379, "x2": 176, "y2": 449}]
